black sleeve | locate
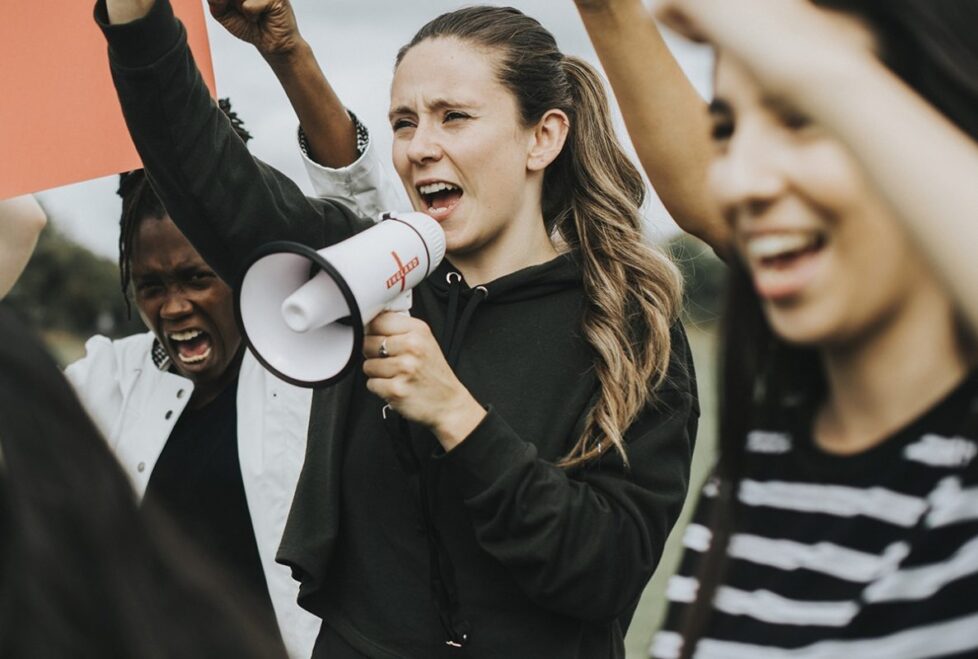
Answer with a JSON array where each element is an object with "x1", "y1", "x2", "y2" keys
[
  {"x1": 93, "y1": 0, "x2": 373, "y2": 286},
  {"x1": 440, "y1": 325, "x2": 699, "y2": 623}
]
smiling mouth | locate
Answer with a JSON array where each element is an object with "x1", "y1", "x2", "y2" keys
[
  {"x1": 168, "y1": 329, "x2": 213, "y2": 365},
  {"x1": 746, "y1": 231, "x2": 826, "y2": 268},
  {"x1": 417, "y1": 182, "x2": 464, "y2": 218},
  {"x1": 742, "y1": 230, "x2": 828, "y2": 301}
]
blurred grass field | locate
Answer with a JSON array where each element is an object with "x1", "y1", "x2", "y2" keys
[{"x1": 624, "y1": 322, "x2": 718, "y2": 658}]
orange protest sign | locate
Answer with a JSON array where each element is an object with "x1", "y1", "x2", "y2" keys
[{"x1": 0, "y1": 1, "x2": 216, "y2": 200}]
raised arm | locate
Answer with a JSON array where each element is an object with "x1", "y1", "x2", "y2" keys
[
  {"x1": 573, "y1": 0, "x2": 728, "y2": 257},
  {"x1": 207, "y1": 0, "x2": 357, "y2": 168},
  {"x1": 0, "y1": 195, "x2": 46, "y2": 298},
  {"x1": 100, "y1": 0, "x2": 371, "y2": 285},
  {"x1": 207, "y1": 0, "x2": 406, "y2": 215},
  {"x1": 656, "y1": 0, "x2": 978, "y2": 334}
]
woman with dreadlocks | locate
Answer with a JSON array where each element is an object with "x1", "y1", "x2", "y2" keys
[{"x1": 64, "y1": 99, "x2": 389, "y2": 659}]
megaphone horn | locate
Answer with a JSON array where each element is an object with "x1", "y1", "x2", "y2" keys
[{"x1": 236, "y1": 211, "x2": 446, "y2": 388}]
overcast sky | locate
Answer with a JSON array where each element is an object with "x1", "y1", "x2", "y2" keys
[{"x1": 35, "y1": 0, "x2": 713, "y2": 259}]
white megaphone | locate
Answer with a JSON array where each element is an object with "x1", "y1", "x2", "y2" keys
[{"x1": 236, "y1": 211, "x2": 446, "y2": 387}]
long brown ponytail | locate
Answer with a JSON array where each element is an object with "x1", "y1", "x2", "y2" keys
[{"x1": 398, "y1": 7, "x2": 683, "y2": 468}]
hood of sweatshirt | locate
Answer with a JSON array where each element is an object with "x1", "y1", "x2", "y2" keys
[
  {"x1": 423, "y1": 250, "x2": 584, "y2": 366},
  {"x1": 428, "y1": 250, "x2": 582, "y2": 300}
]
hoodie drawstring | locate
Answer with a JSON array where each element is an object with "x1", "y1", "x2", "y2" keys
[
  {"x1": 447, "y1": 285, "x2": 487, "y2": 368},
  {"x1": 441, "y1": 271, "x2": 488, "y2": 367},
  {"x1": 381, "y1": 270, "x2": 487, "y2": 650},
  {"x1": 441, "y1": 272, "x2": 462, "y2": 351}
]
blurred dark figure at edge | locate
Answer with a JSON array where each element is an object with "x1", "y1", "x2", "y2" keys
[{"x1": 0, "y1": 305, "x2": 287, "y2": 659}]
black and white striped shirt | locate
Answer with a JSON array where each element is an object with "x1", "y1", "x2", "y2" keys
[{"x1": 653, "y1": 374, "x2": 978, "y2": 658}]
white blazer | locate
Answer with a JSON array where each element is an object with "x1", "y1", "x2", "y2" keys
[{"x1": 65, "y1": 332, "x2": 319, "y2": 658}]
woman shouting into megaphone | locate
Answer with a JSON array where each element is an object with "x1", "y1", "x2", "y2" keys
[{"x1": 97, "y1": 0, "x2": 698, "y2": 656}]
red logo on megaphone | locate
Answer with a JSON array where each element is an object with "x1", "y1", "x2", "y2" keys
[{"x1": 386, "y1": 251, "x2": 421, "y2": 292}]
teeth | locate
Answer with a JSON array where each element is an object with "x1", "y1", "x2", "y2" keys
[
  {"x1": 418, "y1": 182, "x2": 460, "y2": 196},
  {"x1": 746, "y1": 233, "x2": 819, "y2": 260},
  {"x1": 169, "y1": 329, "x2": 202, "y2": 342},
  {"x1": 177, "y1": 346, "x2": 212, "y2": 364}
]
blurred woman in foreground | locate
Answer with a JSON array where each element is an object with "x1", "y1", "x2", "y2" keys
[
  {"x1": 0, "y1": 306, "x2": 286, "y2": 659},
  {"x1": 631, "y1": 0, "x2": 978, "y2": 656}
]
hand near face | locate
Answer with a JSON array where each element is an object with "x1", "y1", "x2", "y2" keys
[
  {"x1": 363, "y1": 312, "x2": 486, "y2": 451},
  {"x1": 207, "y1": 0, "x2": 303, "y2": 59}
]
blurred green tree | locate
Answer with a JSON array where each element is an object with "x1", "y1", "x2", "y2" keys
[
  {"x1": 667, "y1": 234, "x2": 727, "y2": 325},
  {"x1": 5, "y1": 222, "x2": 144, "y2": 344}
]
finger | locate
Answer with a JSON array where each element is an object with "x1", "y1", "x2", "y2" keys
[
  {"x1": 366, "y1": 330, "x2": 432, "y2": 362},
  {"x1": 364, "y1": 375, "x2": 387, "y2": 401},
  {"x1": 362, "y1": 334, "x2": 397, "y2": 359},
  {"x1": 366, "y1": 311, "x2": 426, "y2": 337},
  {"x1": 238, "y1": 0, "x2": 274, "y2": 20},
  {"x1": 362, "y1": 356, "x2": 402, "y2": 379},
  {"x1": 365, "y1": 375, "x2": 406, "y2": 403}
]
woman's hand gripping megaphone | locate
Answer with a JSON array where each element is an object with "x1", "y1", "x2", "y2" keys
[{"x1": 362, "y1": 312, "x2": 487, "y2": 452}]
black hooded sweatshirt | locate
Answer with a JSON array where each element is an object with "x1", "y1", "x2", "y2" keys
[{"x1": 96, "y1": 2, "x2": 699, "y2": 656}]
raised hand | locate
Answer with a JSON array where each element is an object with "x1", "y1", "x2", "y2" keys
[
  {"x1": 208, "y1": 0, "x2": 359, "y2": 168},
  {"x1": 362, "y1": 312, "x2": 486, "y2": 451},
  {"x1": 207, "y1": 0, "x2": 303, "y2": 59}
]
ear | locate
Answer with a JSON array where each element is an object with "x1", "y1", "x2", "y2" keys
[{"x1": 526, "y1": 109, "x2": 570, "y2": 172}]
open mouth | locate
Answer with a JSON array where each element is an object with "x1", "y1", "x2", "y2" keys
[
  {"x1": 168, "y1": 328, "x2": 213, "y2": 365},
  {"x1": 743, "y1": 231, "x2": 828, "y2": 300},
  {"x1": 746, "y1": 231, "x2": 826, "y2": 268},
  {"x1": 417, "y1": 181, "x2": 464, "y2": 220}
]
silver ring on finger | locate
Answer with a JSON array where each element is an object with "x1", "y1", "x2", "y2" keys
[{"x1": 379, "y1": 337, "x2": 390, "y2": 358}]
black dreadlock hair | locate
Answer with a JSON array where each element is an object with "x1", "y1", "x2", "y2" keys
[{"x1": 116, "y1": 98, "x2": 252, "y2": 316}]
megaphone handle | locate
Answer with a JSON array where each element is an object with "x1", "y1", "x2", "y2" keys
[{"x1": 386, "y1": 290, "x2": 413, "y2": 316}]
